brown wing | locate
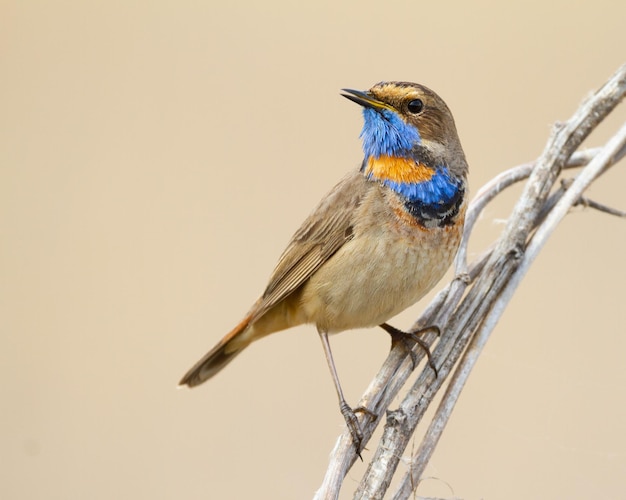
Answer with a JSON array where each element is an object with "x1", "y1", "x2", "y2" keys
[
  {"x1": 178, "y1": 170, "x2": 370, "y2": 388},
  {"x1": 249, "y1": 170, "x2": 370, "y2": 323}
]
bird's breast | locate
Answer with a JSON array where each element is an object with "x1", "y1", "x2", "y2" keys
[
  {"x1": 299, "y1": 183, "x2": 465, "y2": 333},
  {"x1": 364, "y1": 154, "x2": 465, "y2": 227}
]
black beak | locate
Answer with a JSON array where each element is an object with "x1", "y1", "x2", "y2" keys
[{"x1": 341, "y1": 88, "x2": 393, "y2": 111}]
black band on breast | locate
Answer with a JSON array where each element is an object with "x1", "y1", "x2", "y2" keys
[{"x1": 404, "y1": 185, "x2": 465, "y2": 227}]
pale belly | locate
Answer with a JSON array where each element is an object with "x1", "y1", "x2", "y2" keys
[{"x1": 299, "y1": 218, "x2": 462, "y2": 333}]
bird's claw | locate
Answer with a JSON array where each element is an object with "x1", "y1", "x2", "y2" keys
[
  {"x1": 404, "y1": 330, "x2": 439, "y2": 378},
  {"x1": 382, "y1": 323, "x2": 439, "y2": 377},
  {"x1": 339, "y1": 401, "x2": 376, "y2": 459}
]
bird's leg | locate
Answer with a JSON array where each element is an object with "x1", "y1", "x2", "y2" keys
[
  {"x1": 379, "y1": 322, "x2": 439, "y2": 377},
  {"x1": 318, "y1": 330, "x2": 374, "y2": 459}
]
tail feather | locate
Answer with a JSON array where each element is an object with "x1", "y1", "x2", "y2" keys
[{"x1": 179, "y1": 314, "x2": 253, "y2": 388}]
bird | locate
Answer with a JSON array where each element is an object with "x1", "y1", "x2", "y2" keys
[{"x1": 179, "y1": 81, "x2": 469, "y2": 455}]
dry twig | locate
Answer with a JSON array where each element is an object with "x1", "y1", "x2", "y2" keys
[{"x1": 314, "y1": 63, "x2": 626, "y2": 500}]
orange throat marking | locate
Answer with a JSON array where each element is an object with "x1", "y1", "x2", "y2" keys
[{"x1": 365, "y1": 155, "x2": 435, "y2": 184}]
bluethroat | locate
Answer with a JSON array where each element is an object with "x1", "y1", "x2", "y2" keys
[{"x1": 180, "y1": 82, "x2": 469, "y2": 454}]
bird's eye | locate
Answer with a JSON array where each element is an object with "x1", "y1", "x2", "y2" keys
[{"x1": 407, "y1": 99, "x2": 424, "y2": 114}]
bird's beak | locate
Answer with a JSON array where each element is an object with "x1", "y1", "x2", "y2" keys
[{"x1": 341, "y1": 89, "x2": 395, "y2": 112}]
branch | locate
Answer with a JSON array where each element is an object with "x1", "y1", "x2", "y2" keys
[{"x1": 314, "y1": 62, "x2": 626, "y2": 500}]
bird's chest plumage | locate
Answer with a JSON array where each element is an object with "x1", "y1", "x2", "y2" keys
[
  {"x1": 299, "y1": 181, "x2": 465, "y2": 333},
  {"x1": 365, "y1": 155, "x2": 466, "y2": 228}
]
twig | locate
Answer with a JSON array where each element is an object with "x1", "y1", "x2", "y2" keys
[
  {"x1": 314, "y1": 63, "x2": 626, "y2": 500},
  {"x1": 577, "y1": 196, "x2": 626, "y2": 217}
]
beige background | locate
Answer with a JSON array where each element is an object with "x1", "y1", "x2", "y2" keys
[{"x1": 2, "y1": 1, "x2": 625, "y2": 499}]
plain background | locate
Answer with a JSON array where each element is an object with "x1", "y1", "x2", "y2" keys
[{"x1": 2, "y1": 1, "x2": 626, "y2": 499}]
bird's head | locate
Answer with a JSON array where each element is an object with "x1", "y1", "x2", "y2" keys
[{"x1": 342, "y1": 82, "x2": 462, "y2": 163}]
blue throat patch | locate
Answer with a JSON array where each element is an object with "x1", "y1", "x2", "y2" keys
[{"x1": 360, "y1": 108, "x2": 421, "y2": 158}]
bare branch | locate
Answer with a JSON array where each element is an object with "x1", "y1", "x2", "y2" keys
[
  {"x1": 455, "y1": 146, "x2": 611, "y2": 275},
  {"x1": 556, "y1": 178, "x2": 626, "y2": 217},
  {"x1": 576, "y1": 196, "x2": 626, "y2": 217}
]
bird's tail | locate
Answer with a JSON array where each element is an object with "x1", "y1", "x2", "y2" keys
[{"x1": 179, "y1": 314, "x2": 254, "y2": 388}]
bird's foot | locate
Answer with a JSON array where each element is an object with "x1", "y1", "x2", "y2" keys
[
  {"x1": 380, "y1": 323, "x2": 439, "y2": 377},
  {"x1": 339, "y1": 402, "x2": 376, "y2": 460}
]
